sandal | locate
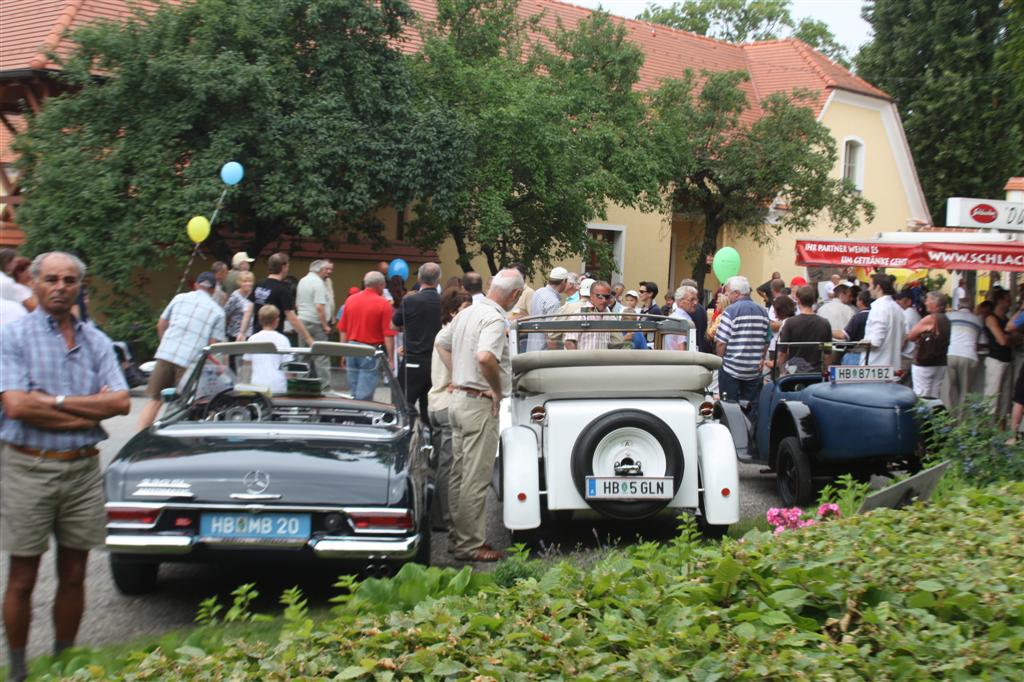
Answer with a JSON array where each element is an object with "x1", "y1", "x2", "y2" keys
[{"x1": 454, "y1": 547, "x2": 505, "y2": 562}]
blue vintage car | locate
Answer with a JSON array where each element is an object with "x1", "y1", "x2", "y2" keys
[{"x1": 716, "y1": 345, "x2": 933, "y2": 506}]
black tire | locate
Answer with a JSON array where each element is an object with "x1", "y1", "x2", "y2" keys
[
  {"x1": 776, "y1": 436, "x2": 814, "y2": 506},
  {"x1": 571, "y1": 410, "x2": 683, "y2": 520},
  {"x1": 110, "y1": 555, "x2": 159, "y2": 595}
]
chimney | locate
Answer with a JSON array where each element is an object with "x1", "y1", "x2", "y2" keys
[{"x1": 1006, "y1": 177, "x2": 1024, "y2": 203}]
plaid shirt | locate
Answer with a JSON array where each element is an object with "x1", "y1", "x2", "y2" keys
[
  {"x1": 0, "y1": 309, "x2": 127, "y2": 449},
  {"x1": 563, "y1": 308, "x2": 613, "y2": 350},
  {"x1": 155, "y1": 291, "x2": 225, "y2": 368}
]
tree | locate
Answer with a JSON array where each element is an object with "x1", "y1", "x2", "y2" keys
[
  {"x1": 647, "y1": 70, "x2": 875, "y2": 290},
  {"x1": 408, "y1": 0, "x2": 656, "y2": 274},
  {"x1": 14, "y1": 0, "x2": 461, "y2": 336},
  {"x1": 639, "y1": 0, "x2": 849, "y2": 67},
  {"x1": 856, "y1": 0, "x2": 1024, "y2": 223}
]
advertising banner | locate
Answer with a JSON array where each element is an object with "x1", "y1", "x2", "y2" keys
[
  {"x1": 795, "y1": 239, "x2": 1024, "y2": 272},
  {"x1": 946, "y1": 197, "x2": 1024, "y2": 230}
]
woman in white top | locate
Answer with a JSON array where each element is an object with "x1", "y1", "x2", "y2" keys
[{"x1": 427, "y1": 288, "x2": 472, "y2": 532}]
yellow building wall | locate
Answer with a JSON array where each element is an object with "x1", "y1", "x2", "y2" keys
[{"x1": 726, "y1": 99, "x2": 915, "y2": 289}]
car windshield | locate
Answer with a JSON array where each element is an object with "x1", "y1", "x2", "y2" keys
[
  {"x1": 514, "y1": 313, "x2": 695, "y2": 353},
  {"x1": 182, "y1": 344, "x2": 400, "y2": 407}
]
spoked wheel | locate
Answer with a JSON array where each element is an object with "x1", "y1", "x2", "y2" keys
[{"x1": 776, "y1": 436, "x2": 813, "y2": 506}]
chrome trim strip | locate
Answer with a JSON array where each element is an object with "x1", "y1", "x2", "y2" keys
[
  {"x1": 152, "y1": 423, "x2": 402, "y2": 441},
  {"x1": 106, "y1": 501, "x2": 411, "y2": 515},
  {"x1": 107, "y1": 521, "x2": 159, "y2": 530},
  {"x1": 228, "y1": 493, "x2": 283, "y2": 500},
  {"x1": 132, "y1": 490, "x2": 196, "y2": 499},
  {"x1": 105, "y1": 533, "x2": 420, "y2": 559},
  {"x1": 312, "y1": 535, "x2": 418, "y2": 559},
  {"x1": 105, "y1": 535, "x2": 193, "y2": 555},
  {"x1": 199, "y1": 537, "x2": 307, "y2": 549}
]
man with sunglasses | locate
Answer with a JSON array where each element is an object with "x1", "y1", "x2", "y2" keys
[{"x1": 565, "y1": 281, "x2": 615, "y2": 350}]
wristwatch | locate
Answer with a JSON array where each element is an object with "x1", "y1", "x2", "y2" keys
[{"x1": 54, "y1": 394, "x2": 66, "y2": 410}]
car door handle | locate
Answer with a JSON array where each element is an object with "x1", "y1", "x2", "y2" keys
[{"x1": 229, "y1": 493, "x2": 283, "y2": 500}]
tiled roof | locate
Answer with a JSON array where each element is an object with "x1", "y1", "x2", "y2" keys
[
  {"x1": 0, "y1": 0, "x2": 161, "y2": 73},
  {"x1": 2, "y1": 0, "x2": 889, "y2": 113}
]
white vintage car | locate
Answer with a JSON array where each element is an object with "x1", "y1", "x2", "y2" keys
[{"x1": 498, "y1": 313, "x2": 740, "y2": 537}]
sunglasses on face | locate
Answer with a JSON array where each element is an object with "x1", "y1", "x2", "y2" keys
[
  {"x1": 638, "y1": 289, "x2": 648, "y2": 294},
  {"x1": 592, "y1": 293, "x2": 613, "y2": 300}
]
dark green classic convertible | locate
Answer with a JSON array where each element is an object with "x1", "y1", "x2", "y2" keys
[{"x1": 103, "y1": 341, "x2": 433, "y2": 594}]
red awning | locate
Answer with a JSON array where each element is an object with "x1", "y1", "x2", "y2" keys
[{"x1": 795, "y1": 239, "x2": 1024, "y2": 272}]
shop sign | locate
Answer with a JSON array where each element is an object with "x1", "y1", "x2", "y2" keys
[{"x1": 946, "y1": 197, "x2": 1024, "y2": 230}]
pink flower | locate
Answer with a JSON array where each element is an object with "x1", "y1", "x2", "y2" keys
[
  {"x1": 773, "y1": 526, "x2": 787, "y2": 535},
  {"x1": 817, "y1": 503, "x2": 841, "y2": 519},
  {"x1": 798, "y1": 519, "x2": 816, "y2": 528}
]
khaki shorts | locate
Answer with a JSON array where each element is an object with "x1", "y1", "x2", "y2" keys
[
  {"x1": 0, "y1": 444, "x2": 106, "y2": 556},
  {"x1": 145, "y1": 359, "x2": 186, "y2": 399}
]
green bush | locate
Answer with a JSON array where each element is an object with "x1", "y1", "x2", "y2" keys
[
  {"x1": 34, "y1": 482, "x2": 1024, "y2": 680},
  {"x1": 923, "y1": 396, "x2": 1024, "y2": 485}
]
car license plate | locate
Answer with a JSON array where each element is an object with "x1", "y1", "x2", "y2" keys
[
  {"x1": 829, "y1": 365, "x2": 895, "y2": 383},
  {"x1": 585, "y1": 477, "x2": 673, "y2": 500},
  {"x1": 200, "y1": 513, "x2": 310, "y2": 540}
]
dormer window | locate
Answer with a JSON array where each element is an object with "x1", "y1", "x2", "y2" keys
[{"x1": 842, "y1": 138, "x2": 864, "y2": 192}]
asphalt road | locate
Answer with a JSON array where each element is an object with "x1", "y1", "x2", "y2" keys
[{"x1": 1, "y1": 394, "x2": 781, "y2": 666}]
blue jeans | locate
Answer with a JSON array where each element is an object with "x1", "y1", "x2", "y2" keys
[
  {"x1": 346, "y1": 355, "x2": 379, "y2": 401},
  {"x1": 718, "y1": 370, "x2": 762, "y2": 424}
]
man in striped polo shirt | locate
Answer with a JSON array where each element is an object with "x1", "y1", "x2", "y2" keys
[{"x1": 715, "y1": 275, "x2": 770, "y2": 421}]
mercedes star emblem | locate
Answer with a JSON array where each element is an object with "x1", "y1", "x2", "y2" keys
[{"x1": 243, "y1": 470, "x2": 271, "y2": 494}]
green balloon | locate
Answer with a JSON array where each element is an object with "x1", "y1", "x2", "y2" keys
[{"x1": 712, "y1": 247, "x2": 741, "y2": 283}]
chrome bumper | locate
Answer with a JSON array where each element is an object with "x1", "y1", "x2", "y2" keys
[{"x1": 105, "y1": 533, "x2": 420, "y2": 560}]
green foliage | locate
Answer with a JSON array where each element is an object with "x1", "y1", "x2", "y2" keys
[
  {"x1": 409, "y1": 0, "x2": 657, "y2": 275},
  {"x1": 15, "y1": 0, "x2": 461, "y2": 333},
  {"x1": 492, "y1": 544, "x2": 546, "y2": 586},
  {"x1": 646, "y1": 69, "x2": 875, "y2": 289},
  {"x1": 923, "y1": 396, "x2": 1024, "y2": 486},
  {"x1": 639, "y1": 0, "x2": 850, "y2": 65},
  {"x1": 817, "y1": 473, "x2": 872, "y2": 517},
  {"x1": 329, "y1": 563, "x2": 494, "y2": 617},
  {"x1": 857, "y1": 0, "x2": 1024, "y2": 224},
  {"x1": 43, "y1": 483, "x2": 1024, "y2": 679}
]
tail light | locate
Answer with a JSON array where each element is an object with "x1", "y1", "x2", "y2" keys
[
  {"x1": 347, "y1": 510, "x2": 414, "y2": 533},
  {"x1": 530, "y1": 406, "x2": 546, "y2": 423},
  {"x1": 106, "y1": 506, "x2": 160, "y2": 526},
  {"x1": 699, "y1": 401, "x2": 714, "y2": 417}
]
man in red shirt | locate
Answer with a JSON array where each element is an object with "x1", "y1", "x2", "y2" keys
[{"x1": 337, "y1": 271, "x2": 395, "y2": 400}]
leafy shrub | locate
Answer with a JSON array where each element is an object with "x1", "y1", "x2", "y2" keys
[
  {"x1": 924, "y1": 396, "x2": 1024, "y2": 485},
  {"x1": 816, "y1": 473, "x2": 872, "y2": 517},
  {"x1": 493, "y1": 544, "x2": 546, "y2": 587},
  {"x1": 39, "y1": 483, "x2": 1024, "y2": 680}
]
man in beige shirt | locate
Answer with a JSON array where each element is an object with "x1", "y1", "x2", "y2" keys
[{"x1": 435, "y1": 267, "x2": 524, "y2": 562}]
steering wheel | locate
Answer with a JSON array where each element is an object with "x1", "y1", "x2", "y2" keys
[{"x1": 203, "y1": 389, "x2": 274, "y2": 422}]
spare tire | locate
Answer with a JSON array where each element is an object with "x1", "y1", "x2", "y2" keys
[{"x1": 570, "y1": 410, "x2": 683, "y2": 520}]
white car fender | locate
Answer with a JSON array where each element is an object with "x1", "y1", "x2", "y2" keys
[
  {"x1": 697, "y1": 423, "x2": 740, "y2": 525},
  {"x1": 501, "y1": 426, "x2": 541, "y2": 530}
]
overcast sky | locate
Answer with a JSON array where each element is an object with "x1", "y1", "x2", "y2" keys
[{"x1": 573, "y1": 0, "x2": 872, "y2": 55}]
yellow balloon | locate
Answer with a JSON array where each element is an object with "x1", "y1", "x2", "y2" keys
[{"x1": 186, "y1": 216, "x2": 210, "y2": 243}]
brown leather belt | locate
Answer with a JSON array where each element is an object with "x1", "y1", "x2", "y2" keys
[
  {"x1": 9, "y1": 444, "x2": 99, "y2": 461},
  {"x1": 452, "y1": 385, "x2": 491, "y2": 399}
]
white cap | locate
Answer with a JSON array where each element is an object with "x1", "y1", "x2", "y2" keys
[
  {"x1": 232, "y1": 251, "x2": 255, "y2": 267},
  {"x1": 548, "y1": 266, "x2": 569, "y2": 281},
  {"x1": 625, "y1": 289, "x2": 640, "y2": 299},
  {"x1": 579, "y1": 278, "x2": 596, "y2": 297}
]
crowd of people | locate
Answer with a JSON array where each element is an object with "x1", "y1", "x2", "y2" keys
[{"x1": 5, "y1": 244, "x2": 1024, "y2": 680}]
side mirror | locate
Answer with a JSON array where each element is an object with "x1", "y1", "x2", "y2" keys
[{"x1": 160, "y1": 387, "x2": 178, "y2": 403}]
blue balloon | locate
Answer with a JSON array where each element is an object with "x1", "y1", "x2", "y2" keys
[
  {"x1": 387, "y1": 258, "x2": 410, "y2": 281},
  {"x1": 220, "y1": 161, "x2": 244, "y2": 186}
]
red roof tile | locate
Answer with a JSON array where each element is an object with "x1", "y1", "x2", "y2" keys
[{"x1": 0, "y1": 0, "x2": 161, "y2": 73}]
